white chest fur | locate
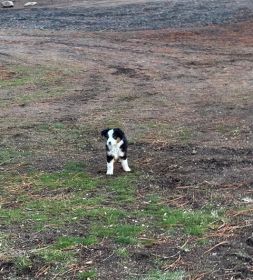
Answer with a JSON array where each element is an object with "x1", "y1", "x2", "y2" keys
[{"x1": 108, "y1": 142, "x2": 124, "y2": 160}]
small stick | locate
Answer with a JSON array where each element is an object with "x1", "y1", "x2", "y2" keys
[
  {"x1": 35, "y1": 265, "x2": 50, "y2": 278},
  {"x1": 204, "y1": 241, "x2": 229, "y2": 254},
  {"x1": 230, "y1": 208, "x2": 253, "y2": 217},
  {"x1": 163, "y1": 255, "x2": 181, "y2": 270}
]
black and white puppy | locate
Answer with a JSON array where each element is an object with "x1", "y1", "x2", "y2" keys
[{"x1": 101, "y1": 128, "x2": 131, "y2": 175}]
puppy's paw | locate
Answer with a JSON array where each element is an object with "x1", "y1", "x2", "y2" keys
[
  {"x1": 106, "y1": 171, "x2": 113, "y2": 175},
  {"x1": 124, "y1": 167, "x2": 131, "y2": 172}
]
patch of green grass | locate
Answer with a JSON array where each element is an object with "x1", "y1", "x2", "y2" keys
[
  {"x1": 0, "y1": 193, "x2": 101, "y2": 228},
  {"x1": 0, "y1": 65, "x2": 44, "y2": 89},
  {"x1": 22, "y1": 197, "x2": 104, "y2": 228},
  {"x1": 0, "y1": 208, "x2": 24, "y2": 225},
  {"x1": 107, "y1": 174, "x2": 137, "y2": 203},
  {"x1": 176, "y1": 127, "x2": 193, "y2": 143},
  {"x1": 38, "y1": 248, "x2": 75, "y2": 264},
  {"x1": 91, "y1": 223, "x2": 142, "y2": 244},
  {"x1": 0, "y1": 148, "x2": 26, "y2": 165},
  {"x1": 84, "y1": 207, "x2": 137, "y2": 244},
  {"x1": 115, "y1": 247, "x2": 129, "y2": 258},
  {"x1": 164, "y1": 208, "x2": 221, "y2": 236},
  {"x1": 141, "y1": 202, "x2": 223, "y2": 237},
  {"x1": 0, "y1": 166, "x2": 139, "y2": 231},
  {"x1": 84, "y1": 207, "x2": 126, "y2": 222},
  {"x1": 0, "y1": 152, "x2": 243, "y2": 280},
  {"x1": 64, "y1": 161, "x2": 86, "y2": 173},
  {"x1": 32, "y1": 124, "x2": 91, "y2": 154},
  {"x1": 0, "y1": 233, "x2": 10, "y2": 253},
  {"x1": 0, "y1": 164, "x2": 222, "y2": 241},
  {"x1": 26, "y1": 199, "x2": 80, "y2": 224},
  {"x1": 14, "y1": 255, "x2": 32, "y2": 273},
  {"x1": 54, "y1": 236, "x2": 98, "y2": 249},
  {"x1": 216, "y1": 124, "x2": 242, "y2": 138},
  {"x1": 0, "y1": 64, "x2": 77, "y2": 108},
  {"x1": 36, "y1": 169, "x2": 98, "y2": 191},
  {"x1": 0, "y1": 74, "x2": 31, "y2": 88},
  {"x1": 37, "y1": 122, "x2": 66, "y2": 131}
]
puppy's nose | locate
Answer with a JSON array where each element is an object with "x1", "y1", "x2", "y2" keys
[{"x1": 108, "y1": 141, "x2": 111, "y2": 145}]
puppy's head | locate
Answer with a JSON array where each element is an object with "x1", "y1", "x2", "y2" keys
[{"x1": 101, "y1": 128, "x2": 125, "y2": 148}]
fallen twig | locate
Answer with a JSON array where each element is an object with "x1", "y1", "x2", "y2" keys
[
  {"x1": 177, "y1": 186, "x2": 199, "y2": 189},
  {"x1": 35, "y1": 265, "x2": 50, "y2": 278},
  {"x1": 180, "y1": 238, "x2": 189, "y2": 250},
  {"x1": 151, "y1": 251, "x2": 180, "y2": 260},
  {"x1": 228, "y1": 208, "x2": 253, "y2": 217},
  {"x1": 102, "y1": 252, "x2": 114, "y2": 262},
  {"x1": 163, "y1": 255, "x2": 182, "y2": 270},
  {"x1": 204, "y1": 223, "x2": 248, "y2": 239},
  {"x1": 52, "y1": 264, "x2": 79, "y2": 280},
  {"x1": 191, "y1": 272, "x2": 208, "y2": 280},
  {"x1": 204, "y1": 241, "x2": 229, "y2": 254}
]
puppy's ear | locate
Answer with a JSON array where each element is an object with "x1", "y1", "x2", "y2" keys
[
  {"x1": 114, "y1": 128, "x2": 125, "y2": 139},
  {"x1": 101, "y1": 128, "x2": 110, "y2": 138}
]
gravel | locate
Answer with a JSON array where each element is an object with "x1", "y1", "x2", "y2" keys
[{"x1": 0, "y1": 0, "x2": 253, "y2": 31}]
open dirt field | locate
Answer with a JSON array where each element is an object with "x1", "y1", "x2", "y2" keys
[{"x1": 0, "y1": 0, "x2": 253, "y2": 279}]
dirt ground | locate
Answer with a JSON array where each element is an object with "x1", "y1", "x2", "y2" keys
[{"x1": 0, "y1": 0, "x2": 253, "y2": 279}]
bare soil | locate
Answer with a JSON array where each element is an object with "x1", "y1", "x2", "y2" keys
[{"x1": 0, "y1": 0, "x2": 253, "y2": 279}]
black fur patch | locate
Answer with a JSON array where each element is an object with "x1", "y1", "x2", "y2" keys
[{"x1": 101, "y1": 128, "x2": 110, "y2": 138}]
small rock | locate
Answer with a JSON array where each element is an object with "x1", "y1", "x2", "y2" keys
[
  {"x1": 192, "y1": 149, "x2": 197, "y2": 155},
  {"x1": 1, "y1": 1, "x2": 14, "y2": 8},
  {"x1": 24, "y1": 1, "x2": 37, "y2": 6}
]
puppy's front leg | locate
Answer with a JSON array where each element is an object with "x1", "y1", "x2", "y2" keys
[
  {"x1": 121, "y1": 158, "x2": 131, "y2": 172},
  {"x1": 106, "y1": 156, "x2": 114, "y2": 175}
]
